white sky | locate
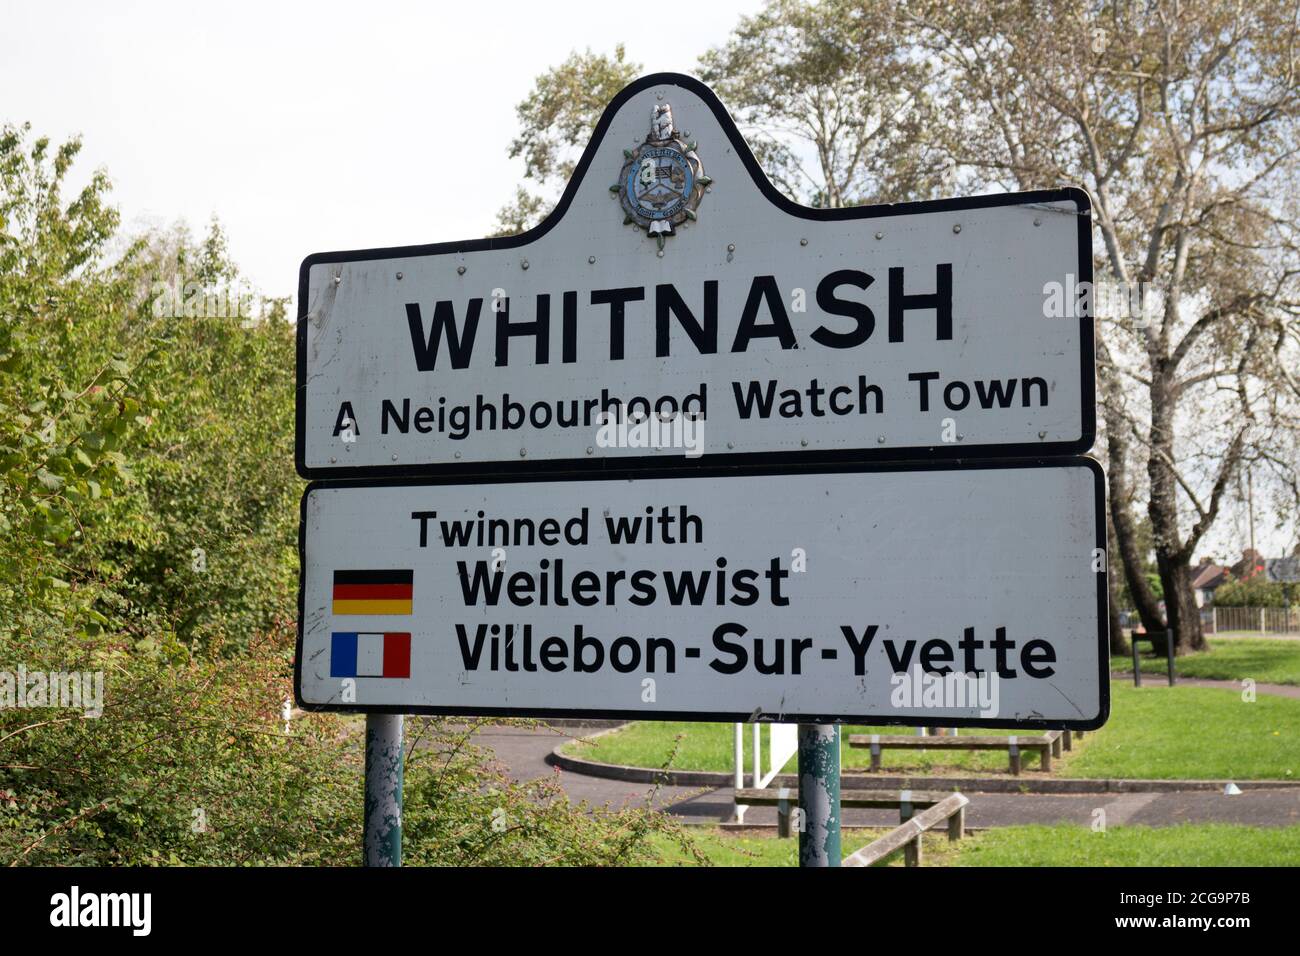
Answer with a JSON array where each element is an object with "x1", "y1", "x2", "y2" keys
[
  {"x1": 1, "y1": 0, "x2": 763, "y2": 296},
  {"x1": 4, "y1": 0, "x2": 1293, "y2": 562}
]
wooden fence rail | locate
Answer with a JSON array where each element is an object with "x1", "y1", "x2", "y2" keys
[
  {"x1": 842, "y1": 793, "x2": 971, "y2": 867},
  {"x1": 1209, "y1": 605, "x2": 1300, "y2": 636}
]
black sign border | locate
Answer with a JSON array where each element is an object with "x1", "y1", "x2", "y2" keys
[
  {"x1": 295, "y1": 72, "x2": 1096, "y2": 480},
  {"x1": 293, "y1": 456, "x2": 1110, "y2": 730}
]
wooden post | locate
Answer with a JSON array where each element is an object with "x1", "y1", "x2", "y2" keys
[
  {"x1": 904, "y1": 834, "x2": 922, "y2": 867},
  {"x1": 776, "y1": 787, "x2": 793, "y2": 839},
  {"x1": 947, "y1": 805, "x2": 965, "y2": 841}
]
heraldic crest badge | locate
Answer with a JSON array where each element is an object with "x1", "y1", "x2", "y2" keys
[{"x1": 612, "y1": 103, "x2": 710, "y2": 250}]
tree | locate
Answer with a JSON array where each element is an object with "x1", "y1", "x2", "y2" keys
[
  {"x1": 499, "y1": 1, "x2": 1300, "y2": 656},
  {"x1": 492, "y1": 46, "x2": 641, "y2": 235},
  {"x1": 910, "y1": 0, "x2": 1300, "y2": 652},
  {"x1": 2, "y1": 123, "x2": 686, "y2": 865},
  {"x1": 0, "y1": 123, "x2": 145, "y2": 649},
  {"x1": 699, "y1": 0, "x2": 948, "y2": 206}
]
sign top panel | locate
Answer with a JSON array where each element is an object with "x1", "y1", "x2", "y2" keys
[{"x1": 297, "y1": 73, "x2": 1094, "y2": 479}]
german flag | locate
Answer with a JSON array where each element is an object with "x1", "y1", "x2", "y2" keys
[{"x1": 332, "y1": 569, "x2": 413, "y2": 615}]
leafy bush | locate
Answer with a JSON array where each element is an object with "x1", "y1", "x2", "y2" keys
[
  {"x1": 1214, "y1": 576, "x2": 1290, "y2": 608},
  {"x1": 0, "y1": 123, "x2": 681, "y2": 866}
]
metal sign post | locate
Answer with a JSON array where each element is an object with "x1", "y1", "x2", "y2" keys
[
  {"x1": 797, "y1": 724, "x2": 841, "y2": 867},
  {"x1": 363, "y1": 714, "x2": 403, "y2": 867}
]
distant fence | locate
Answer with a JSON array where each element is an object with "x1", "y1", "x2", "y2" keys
[{"x1": 1207, "y1": 606, "x2": 1300, "y2": 636}]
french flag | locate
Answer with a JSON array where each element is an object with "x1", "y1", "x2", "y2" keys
[{"x1": 330, "y1": 632, "x2": 410, "y2": 679}]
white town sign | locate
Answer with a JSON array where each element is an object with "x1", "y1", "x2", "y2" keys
[
  {"x1": 294, "y1": 73, "x2": 1107, "y2": 731},
  {"x1": 296, "y1": 74, "x2": 1094, "y2": 479}
]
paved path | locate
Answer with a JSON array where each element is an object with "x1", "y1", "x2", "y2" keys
[
  {"x1": 1109, "y1": 671, "x2": 1300, "y2": 699},
  {"x1": 1212, "y1": 630, "x2": 1300, "y2": 641},
  {"x1": 474, "y1": 724, "x2": 1300, "y2": 829}
]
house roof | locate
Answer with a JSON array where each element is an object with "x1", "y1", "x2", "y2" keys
[
  {"x1": 1192, "y1": 564, "x2": 1229, "y2": 590},
  {"x1": 1231, "y1": 549, "x2": 1266, "y2": 579}
]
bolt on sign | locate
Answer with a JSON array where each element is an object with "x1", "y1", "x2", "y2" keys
[
  {"x1": 295, "y1": 460, "x2": 1109, "y2": 728},
  {"x1": 296, "y1": 73, "x2": 1095, "y2": 479}
]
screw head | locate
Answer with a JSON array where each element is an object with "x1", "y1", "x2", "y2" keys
[
  {"x1": 1038, "y1": 430, "x2": 1048, "y2": 439},
  {"x1": 952, "y1": 224, "x2": 962, "y2": 234},
  {"x1": 396, "y1": 271, "x2": 403, "y2": 280},
  {"x1": 519, "y1": 448, "x2": 527, "y2": 457},
  {"x1": 457, "y1": 265, "x2": 466, "y2": 275},
  {"x1": 588, "y1": 255, "x2": 596, "y2": 264},
  {"x1": 800, "y1": 238, "x2": 808, "y2": 246},
  {"x1": 521, "y1": 259, "x2": 530, "y2": 270},
  {"x1": 1033, "y1": 218, "x2": 1042, "y2": 227},
  {"x1": 877, "y1": 436, "x2": 886, "y2": 444},
  {"x1": 875, "y1": 231, "x2": 884, "y2": 240},
  {"x1": 586, "y1": 446, "x2": 594, "y2": 455},
  {"x1": 800, "y1": 438, "x2": 809, "y2": 447},
  {"x1": 727, "y1": 243, "x2": 736, "y2": 252},
  {"x1": 392, "y1": 454, "x2": 399, "y2": 461}
]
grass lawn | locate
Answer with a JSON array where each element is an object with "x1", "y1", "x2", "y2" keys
[
  {"x1": 645, "y1": 824, "x2": 1300, "y2": 866},
  {"x1": 953, "y1": 823, "x2": 1300, "y2": 866},
  {"x1": 644, "y1": 828, "x2": 890, "y2": 866},
  {"x1": 1110, "y1": 637, "x2": 1300, "y2": 686},
  {"x1": 567, "y1": 720, "x2": 1032, "y2": 775},
  {"x1": 1057, "y1": 682, "x2": 1297, "y2": 779},
  {"x1": 563, "y1": 681, "x2": 1300, "y2": 780}
]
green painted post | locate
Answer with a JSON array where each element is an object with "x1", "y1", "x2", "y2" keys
[
  {"x1": 364, "y1": 714, "x2": 403, "y2": 867},
  {"x1": 797, "y1": 724, "x2": 841, "y2": 867}
]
